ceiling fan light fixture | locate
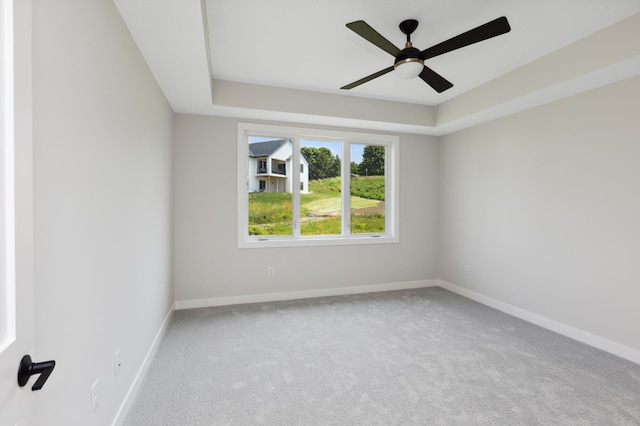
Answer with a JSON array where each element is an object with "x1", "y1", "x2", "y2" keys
[{"x1": 394, "y1": 58, "x2": 424, "y2": 79}]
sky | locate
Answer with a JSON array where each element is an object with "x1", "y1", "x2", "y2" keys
[{"x1": 249, "y1": 137, "x2": 365, "y2": 163}]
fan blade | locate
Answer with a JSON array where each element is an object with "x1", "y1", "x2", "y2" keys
[
  {"x1": 420, "y1": 16, "x2": 510, "y2": 60},
  {"x1": 419, "y1": 66, "x2": 453, "y2": 93},
  {"x1": 346, "y1": 21, "x2": 401, "y2": 57},
  {"x1": 341, "y1": 66, "x2": 394, "y2": 90}
]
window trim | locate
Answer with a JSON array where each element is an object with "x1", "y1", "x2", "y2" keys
[
  {"x1": 0, "y1": 0, "x2": 16, "y2": 351},
  {"x1": 238, "y1": 122, "x2": 399, "y2": 248}
]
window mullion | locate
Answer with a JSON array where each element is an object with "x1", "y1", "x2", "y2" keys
[
  {"x1": 342, "y1": 141, "x2": 350, "y2": 236},
  {"x1": 292, "y1": 137, "x2": 301, "y2": 237}
]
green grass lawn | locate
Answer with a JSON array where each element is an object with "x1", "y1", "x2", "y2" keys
[
  {"x1": 302, "y1": 196, "x2": 379, "y2": 215},
  {"x1": 249, "y1": 176, "x2": 385, "y2": 236}
]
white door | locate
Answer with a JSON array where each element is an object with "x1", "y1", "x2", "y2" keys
[{"x1": 0, "y1": 0, "x2": 37, "y2": 424}]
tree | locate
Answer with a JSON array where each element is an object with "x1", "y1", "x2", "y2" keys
[
  {"x1": 350, "y1": 161, "x2": 360, "y2": 175},
  {"x1": 358, "y1": 145, "x2": 385, "y2": 176},
  {"x1": 301, "y1": 147, "x2": 341, "y2": 180}
]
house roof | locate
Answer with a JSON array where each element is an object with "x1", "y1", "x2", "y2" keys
[{"x1": 248, "y1": 140, "x2": 289, "y2": 158}]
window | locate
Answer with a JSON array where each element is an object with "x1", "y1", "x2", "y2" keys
[{"x1": 238, "y1": 123, "x2": 399, "y2": 248}]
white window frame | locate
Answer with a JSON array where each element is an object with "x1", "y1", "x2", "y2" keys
[{"x1": 238, "y1": 122, "x2": 399, "y2": 248}]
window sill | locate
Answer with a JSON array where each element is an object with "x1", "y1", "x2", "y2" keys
[{"x1": 238, "y1": 234, "x2": 399, "y2": 249}]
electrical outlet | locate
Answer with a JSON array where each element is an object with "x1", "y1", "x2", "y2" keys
[
  {"x1": 464, "y1": 265, "x2": 471, "y2": 274},
  {"x1": 268, "y1": 266, "x2": 275, "y2": 276},
  {"x1": 114, "y1": 349, "x2": 122, "y2": 376},
  {"x1": 91, "y1": 378, "x2": 100, "y2": 413}
]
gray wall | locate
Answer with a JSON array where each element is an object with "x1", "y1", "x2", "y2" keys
[
  {"x1": 438, "y1": 75, "x2": 640, "y2": 354},
  {"x1": 33, "y1": 0, "x2": 174, "y2": 423},
  {"x1": 173, "y1": 114, "x2": 439, "y2": 303}
]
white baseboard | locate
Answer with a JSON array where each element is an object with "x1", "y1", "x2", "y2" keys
[
  {"x1": 438, "y1": 280, "x2": 640, "y2": 365},
  {"x1": 175, "y1": 280, "x2": 437, "y2": 310},
  {"x1": 112, "y1": 304, "x2": 175, "y2": 426}
]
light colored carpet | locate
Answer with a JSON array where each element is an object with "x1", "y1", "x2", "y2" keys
[{"x1": 124, "y1": 287, "x2": 640, "y2": 425}]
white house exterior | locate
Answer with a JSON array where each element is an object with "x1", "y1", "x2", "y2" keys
[{"x1": 248, "y1": 139, "x2": 309, "y2": 194}]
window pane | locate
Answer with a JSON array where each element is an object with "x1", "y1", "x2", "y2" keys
[
  {"x1": 350, "y1": 144, "x2": 385, "y2": 234},
  {"x1": 247, "y1": 137, "x2": 293, "y2": 236},
  {"x1": 300, "y1": 140, "x2": 342, "y2": 236}
]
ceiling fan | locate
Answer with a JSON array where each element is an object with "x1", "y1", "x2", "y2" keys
[{"x1": 341, "y1": 17, "x2": 511, "y2": 93}]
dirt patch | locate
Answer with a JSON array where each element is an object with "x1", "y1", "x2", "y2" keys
[{"x1": 351, "y1": 202, "x2": 385, "y2": 216}]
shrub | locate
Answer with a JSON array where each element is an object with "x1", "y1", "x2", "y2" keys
[
  {"x1": 309, "y1": 176, "x2": 384, "y2": 201},
  {"x1": 350, "y1": 176, "x2": 385, "y2": 201}
]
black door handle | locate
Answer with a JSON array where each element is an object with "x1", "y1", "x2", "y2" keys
[{"x1": 17, "y1": 354, "x2": 56, "y2": 391}]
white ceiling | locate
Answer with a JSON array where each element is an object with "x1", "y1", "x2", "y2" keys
[{"x1": 113, "y1": 0, "x2": 640, "y2": 124}]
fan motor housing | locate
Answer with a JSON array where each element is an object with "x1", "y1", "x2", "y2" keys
[{"x1": 394, "y1": 46, "x2": 423, "y2": 68}]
